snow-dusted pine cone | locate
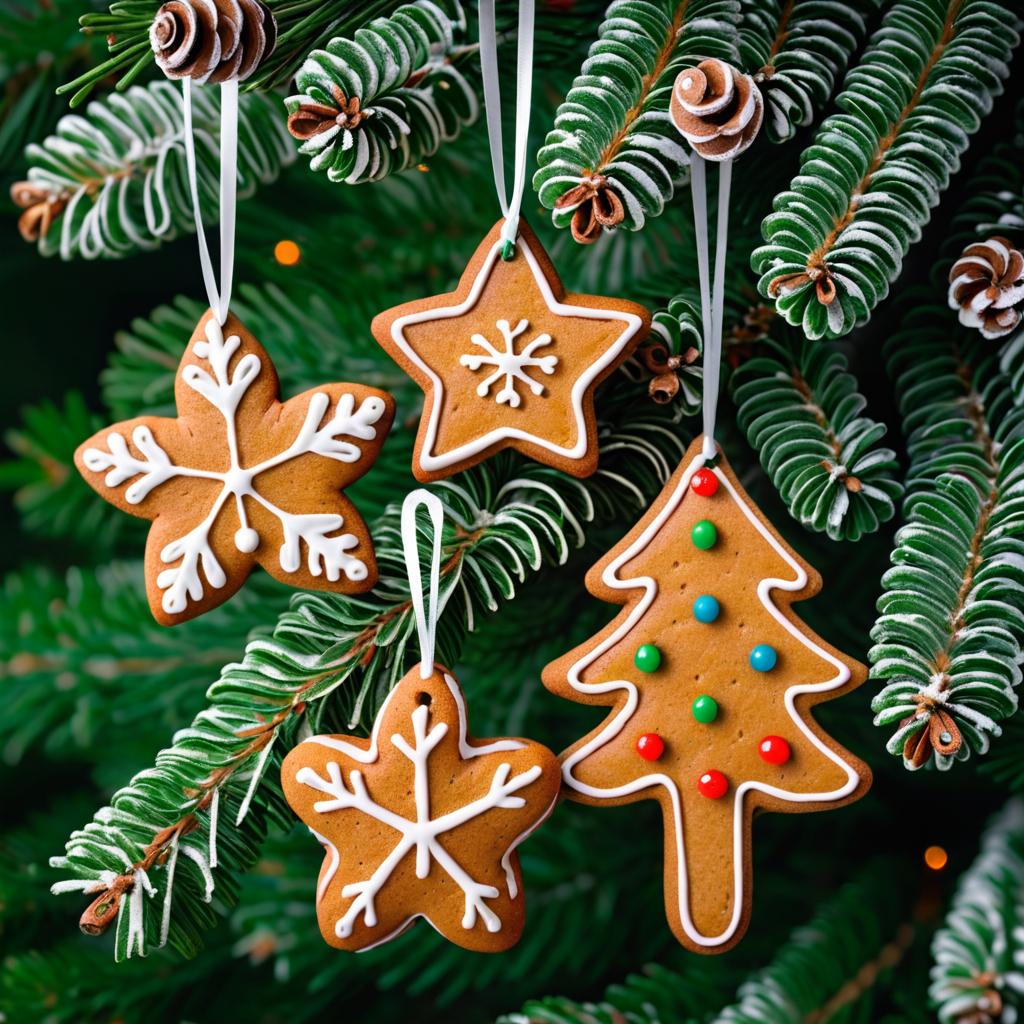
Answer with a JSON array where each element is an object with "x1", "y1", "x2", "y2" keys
[
  {"x1": 669, "y1": 58, "x2": 763, "y2": 162},
  {"x1": 948, "y1": 236, "x2": 1024, "y2": 340},
  {"x1": 150, "y1": 0, "x2": 276, "y2": 85}
]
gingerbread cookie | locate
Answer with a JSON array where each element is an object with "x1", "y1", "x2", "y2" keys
[
  {"x1": 542, "y1": 435, "x2": 871, "y2": 954},
  {"x1": 371, "y1": 219, "x2": 650, "y2": 481},
  {"x1": 281, "y1": 665, "x2": 560, "y2": 952},
  {"x1": 75, "y1": 309, "x2": 394, "y2": 625}
]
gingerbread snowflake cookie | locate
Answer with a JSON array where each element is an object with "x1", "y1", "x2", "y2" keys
[
  {"x1": 371, "y1": 219, "x2": 650, "y2": 481},
  {"x1": 281, "y1": 665, "x2": 560, "y2": 952},
  {"x1": 543, "y1": 436, "x2": 871, "y2": 953},
  {"x1": 75, "y1": 310, "x2": 394, "y2": 625}
]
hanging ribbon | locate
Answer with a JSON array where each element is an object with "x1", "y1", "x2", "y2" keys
[
  {"x1": 689, "y1": 154, "x2": 732, "y2": 461},
  {"x1": 182, "y1": 78, "x2": 239, "y2": 326},
  {"x1": 478, "y1": 0, "x2": 535, "y2": 257},
  {"x1": 401, "y1": 489, "x2": 446, "y2": 679}
]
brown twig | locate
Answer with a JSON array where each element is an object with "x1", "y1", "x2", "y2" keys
[{"x1": 75, "y1": 538, "x2": 477, "y2": 936}]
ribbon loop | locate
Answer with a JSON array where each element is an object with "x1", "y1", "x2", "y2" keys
[
  {"x1": 401, "y1": 489, "x2": 446, "y2": 679},
  {"x1": 689, "y1": 154, "x2": 732, "y2": 459},
  {"x1": 478, "y1": 0, "x2": 535, "y2": 252},
  {"x1": 182, "y1": 79, "x2": 239, "y2": 325}
]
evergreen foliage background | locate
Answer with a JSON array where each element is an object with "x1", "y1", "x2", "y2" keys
[{"x1": 1, "y1": 0, "x2": 1023, "y2": 1021}]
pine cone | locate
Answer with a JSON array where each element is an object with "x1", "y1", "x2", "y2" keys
[
  {"x1": 150, "y1": 0, "x2": 276, "y2": 85},
  {"x1": 287, "y1": 85, "x2": 369, "y2": 142},
  {"x1": 669, "y1": 58, "x2": 763, "y2": 162},
  {"x1": 10, "y1": 181, "x2": 66, "y2": 242},
  {"x1": 553, "y1": 175, "x2": 625, "y2": 245},
  {"x1": 948, "y1": 236, "x2": 1024, "y2": 339}
]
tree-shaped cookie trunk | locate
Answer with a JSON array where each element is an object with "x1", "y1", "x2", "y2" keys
[{"x1": 542, "y1": 435, "x2": 871, "y2": 954}]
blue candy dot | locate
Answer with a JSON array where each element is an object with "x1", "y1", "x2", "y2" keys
[
  {"x1": 693, "y1": 595, "x2": 720, "y2": 623},
  {"x1": 750, "y1": 644, "x2": 778, "y2": 672}
]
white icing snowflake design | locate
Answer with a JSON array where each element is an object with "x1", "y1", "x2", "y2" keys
[
  {"x1": 296, "y1": 698, "x2": 543, "y2": 939},
  {"x1": 81, "y1": 318, "x2": 388, "y2": 617},
  {"x1": 460, "y1": 318, "x2": 558, "y2": 407}
]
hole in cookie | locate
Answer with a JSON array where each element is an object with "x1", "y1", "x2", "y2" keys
[{"x1": 416, "y1": 692, "x2": 432, "y2": 707}]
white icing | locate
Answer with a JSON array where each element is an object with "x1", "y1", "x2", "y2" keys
[
  {"x1": 296, "y1": 671, "x2": 557, "y2": 950},
  {"x1": 389, "y1": 231, "x2": 644, "y2": 471},
  {"x1": 559, "y1": 447, "x2": 862, "y2": 947},
  {"x1": 460, "y1": 318, "x2": 557, "y2": 407},
  {"x1": 82, "y1": 318, "x2": 386, "y2": 614}
]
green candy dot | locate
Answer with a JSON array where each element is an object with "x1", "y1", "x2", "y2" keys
[
  {"x1": 634, "y1": 644, "x2": 662, "y2": 672},
  {"x1": 692, "y1": 519, "x2": 717, "y2": 550},
  {"x1": 692, "y1": 695, "x2": 718, "y2": 723}
]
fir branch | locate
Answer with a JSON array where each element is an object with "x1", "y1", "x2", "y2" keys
[
  {"x1": 500, "y1": 865, "x2": 917, "y2": 1024},
  {"x1": 930, "y1": 799, "x2": 1024, "y2": 1024},
  {"x1": 286, "y1": 0, "x2": 479, "y2": 185},
  {"x1": 870, "y1": 299, "x2": 1024, "y2": 771},
  {"x1": 619, "y1": 292, "x2": 704, "y2": 418},
  {"x1": 1, "y1": 392, "x2": 126, "y2": 553},
  {"x1": 13, "y1": 79, "x2": 294, "y2": 260},
  {"x1": 752, "y1": 0, "x2": 1019, "y2": 339},
  {"x1": 731, "y1": 331, "x2": 903, "y2": 541},
  {"x1": 50, "y1": 415, "x2": 687, "y2": 959},
  {"x1": 711, "y1": 868, "x2": 917, "y2": 1023},
  {"x1": 533, "y1": 0, "x2": 740, "y2": 241},
  {"x1": 54, "y1": 0, "x2": 414, "y2": 106},
  {"x1": 0, "y1": 561, "x2": 285, "y2": 766},
  {"x1": 737, "y1": 0, "x2": 877, "y2": 144}
]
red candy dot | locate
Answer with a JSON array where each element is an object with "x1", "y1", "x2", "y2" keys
[
  {"x1": 636, "y1": 733, "x2": 665, "y2": 761},
  {"x1": 691, "y1": 468, "x2": 719, "y2": 497},
  {"x1": 758, "y1": 736, "x2": 791, "y2": 765},
  {"x1": 698, "y1": 769, "x2": 728, "y2": 799}
]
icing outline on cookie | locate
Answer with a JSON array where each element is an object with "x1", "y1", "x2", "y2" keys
[
  {"x1": 294, "y1": 670, "x2": 559, "y2": 952},
  {"x1": 388, "y1": 231, "x2": 645, "y2": 472},
  {"x1": 560, "y1": 449, "x2": 862, "y2": 948}
]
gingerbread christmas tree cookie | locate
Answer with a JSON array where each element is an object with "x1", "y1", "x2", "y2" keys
[
  {"x1": 371, "y1": 219, "x2": 650, "y2": 481},
  {"x1": 542, "y1": 435, "x2": 871, "y2": 954},
  {"x1": 282, "y1": 664, "x2": 560, "y2": 952},
  {"x1": 75, "y1": 310, "x2": 394, "y2": 625}
]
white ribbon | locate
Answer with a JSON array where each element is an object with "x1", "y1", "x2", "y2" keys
[
  {"x1": 689, "y1": 154, "x2": 732, "y2": 460},
  {"x1": 401, "y1": 489, "x2": 445, "y2": 679},
  {"x1": 478, "y1": 0, "x2": 535, "y2": 252},
  {"x1": 182, "y1": 78, "x2": 239, "y2": 326}
]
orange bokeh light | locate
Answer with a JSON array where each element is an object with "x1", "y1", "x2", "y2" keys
[
  {"x1": 274, "y1": 240, "x2": 301, "y2": 266},
  {"x1": 924, "y1": 845, "x2": 948, "y2": 871}
]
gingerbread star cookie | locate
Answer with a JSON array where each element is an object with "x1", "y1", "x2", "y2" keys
[
  {"x1": 75, "y1": 309, "x2": 395, "y2": 625},
  {"x1": 542, "y1": 436, "x2": 871, "y2": 954},
  {"x1": 281, "y1": 665, "x2": 560, "y2": 952},
  {"x1": 371, "y1": 219, "x2": 650, "y2": 481}
]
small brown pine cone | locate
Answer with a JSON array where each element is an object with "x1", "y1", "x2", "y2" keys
[
  {"x1": 948, "y1": 236, "x2": 1024, "y2": 340},
  {"x1": 287, "y1": 85, "x2": 368, "y2": 142},
  {"x1": 150, "y1": 0, "x2": 277, "y2": 85},
  {"x1": 669, "y1": 58, "x2": 763, "y2": 162},
  {"x1": 10, "y1": 181, "x2": 66, "y2": 242},
  {"x1": 553, "y1": 175, "x2": 625, "y2": 245}
]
